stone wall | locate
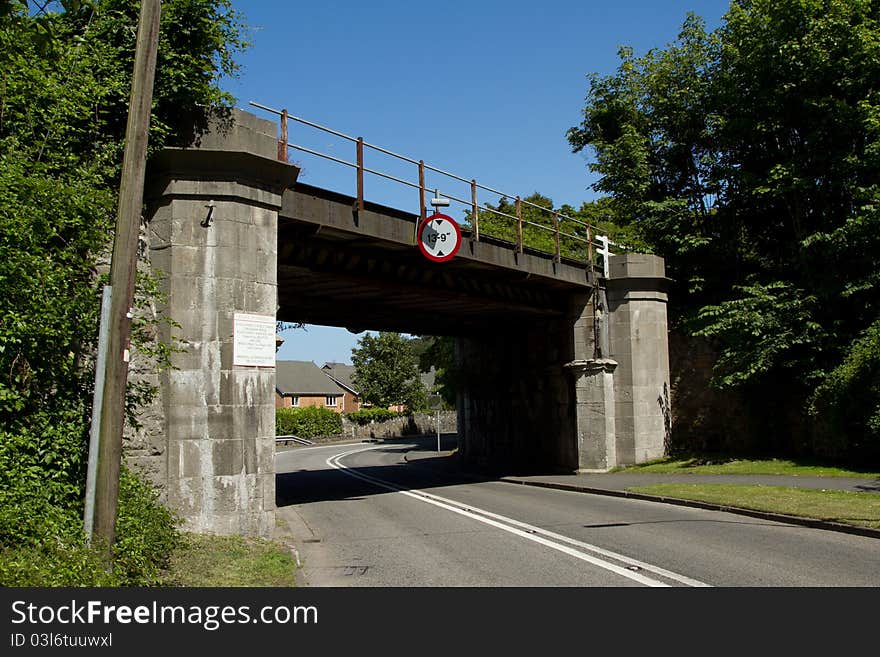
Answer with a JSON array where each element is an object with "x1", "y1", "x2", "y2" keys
[
  {"x1": 667, "y1": 332, "x2": 752, "y2": 454},
  {"x1": 339, "y1": 411, "x2": 457, "y2": 441}
]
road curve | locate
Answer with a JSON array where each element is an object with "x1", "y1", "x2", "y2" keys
[{"x1": 275, "y1": 438, "x2": 880, "y2": 587}]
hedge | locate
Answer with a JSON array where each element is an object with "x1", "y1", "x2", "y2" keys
[
  {"x1": 276, "y1": 406, "x2": 343, "y2": 438},
  {"x1": 343, "y1": 407, "x2": 403, "y2": 425}
]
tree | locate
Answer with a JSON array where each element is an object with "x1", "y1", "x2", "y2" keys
[
  {"x1": 416, "y1": 335, "x2": 457, "y2": 408},
  {"x1": 351, "y1": 332, "x2": 426, "y2": 411},
  {"x1": 567, "y1": 12, "x2": 724, "y2": 313},
  {"x1": 0, "y1": 0, "x2": 248, "y2": 581},
  {"x1": 568, "y1": 0, "x2": 880, "y2": 462},
  {"x1": 468, "y1": 191, "x2": 652, "y2": 265}
]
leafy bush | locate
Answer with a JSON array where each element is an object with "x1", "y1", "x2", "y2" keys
[
  {"x1": 113, "y1": 468, "x2": 179, "y2": 585},
  {"x1": 0, "y1": 0, "x2": 246, "y2": 584},
  {"x1": 276, "y1": 406, "x2": 343, "y2": 438},
  {"x1": 0, "y1": 543, "x2": 117, "y2": 587},
  {"x1": 343, "y1": 407, "x2": 403, "y2": 425},
  {"x1": 0, "y1": 463, "x2": 178, "y2": 587},
  {"x1": 810, "y1": 319, "x2": 880, "y2": 463}
]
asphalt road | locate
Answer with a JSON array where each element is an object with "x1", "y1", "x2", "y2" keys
[{"x1": 275, "y1": 437, "x2": 880, "y2": 587}]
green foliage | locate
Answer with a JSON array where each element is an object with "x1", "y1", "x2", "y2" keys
[
  {"x1": 0, "y1": 542, "x2": 117, "y2": 587},
  {"x1": 694, "y1": 282, "x2": 824, "y2": 388},
  {"x1": 465, "y1": 193, "x2": 595, "y2": 262},
  {"x1": 0, "y1": 464, "x2": 179, "y2": 586},
  {"x1": 0, "y1": 147, "x2": 115, "y2": 427},
  {"x1": 351, "y1": 332, "x2": 427, "y2": 411},
  {"x1": 344, "y1": 407, "x2": 402, "y2": 425},
  {"x1": 568, "y1": 0, "x2": 880, "y2": 461},
  {"x1": 276, "y1": 406, "x2": 343, "y2": 438},
  {"x1": 810, "y1": 318, "x2": 880, "y2": 461},
  {"x1": 112, "y1": 467, "x2": 179, "y2": 585},
  {"x1": 0, "y1": 0, "x2": 247, "y2": 580},
  {"x1": 416, "y1": 335, "x2": 458, "y2": 408},
  {"x1": 568, "y1": 13, "x2": 725, "y2": 311}
]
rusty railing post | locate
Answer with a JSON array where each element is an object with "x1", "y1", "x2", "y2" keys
[
  {"x1": 418, "y1": 160, "x2": 426, "y2": 220},
  {"x1": 355, "y1": 137, "x2": 365, "y2": 212},
  {"x1": 515, "y1": 196, "x2": 523, "y2": 253},
  {"x1": 471, "y1": 179, "x2": 480, "y2": 242},
  {"x1": 553, "y1": 211, "x2": 561, "y2": 262},
  {"x1": 587, "y1": 225, "x2": 594, "y2": 266},
  {"x1": 416, "y1": 159, "x2": 426, "y2": 244},
  {"x1": 277, "y1": 109, "x2": 289, "y2": 162}
]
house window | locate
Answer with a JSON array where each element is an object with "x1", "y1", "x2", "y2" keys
[
  {"x1": 290, "y1": 396, "x2": 299, "y2": 407},
  {"x1": 325, "y1": 395, "x2": 338, "y2": 407}
]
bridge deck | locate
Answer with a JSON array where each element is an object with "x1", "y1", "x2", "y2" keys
[{"x1": 277, "y1": 184, "x2": 598, "y2": 335}]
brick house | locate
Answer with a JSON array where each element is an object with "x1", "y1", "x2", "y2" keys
[
  {"x1": 275, "y1": 360, "x2": 346, "y2": 412},
  {"x1": 320, "y1": 362, "x2": 362, "y2": 413}
]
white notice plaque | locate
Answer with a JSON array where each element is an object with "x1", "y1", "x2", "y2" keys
[{"x1": 233, "y1": 313, "x2": 276, "y2": 367}]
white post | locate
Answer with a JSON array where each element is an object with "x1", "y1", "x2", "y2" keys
[
  {"x1": 598, "y1": 235, "x2": 611, "y2": 278},
  {"x1": 84, "y1": 285, "x2": 112, "y2": 542},
  {"x1": 436, "y1": 409, "x2": 441, "y2": 453}
]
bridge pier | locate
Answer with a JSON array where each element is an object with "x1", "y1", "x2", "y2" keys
[
  {"x1": 457, "y1": 253, "x2": 669, "y2": 473},
  {"x1": 605, "y1": 254, "x2": 671, "y2": 466},
  {"x1": 143, "y1": 110, "x2": 298, "y2": 537},
  {"x1": 455, "y1": 319, "x2": 578, "y2": 472}
]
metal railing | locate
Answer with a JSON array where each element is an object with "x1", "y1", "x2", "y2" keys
[
  {"x1": 251, "y1": 101, "x2": 606, "y2": 267},
  {"x1": 275, "y1": 435, "x2": 314, "y2": 446}
]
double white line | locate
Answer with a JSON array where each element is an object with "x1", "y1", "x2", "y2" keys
[{"x1": 327, "y1": 445, "x2": 710, "y2": 588}]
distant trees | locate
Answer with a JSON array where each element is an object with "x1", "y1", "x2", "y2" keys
[
  {"x1": 467, "y1": 192, "x2": 650, "y2": 263},
  {"x1": 416, "y1": 335, "x2": 457, "y2": 409},
  {"x1": 567, "y1": 0, "x2": 880, "y2": 462},
  {"x1": 351, "y1": 332, "x2": 427, "y2": 411}
]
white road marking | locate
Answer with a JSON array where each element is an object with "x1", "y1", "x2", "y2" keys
[{"x1": 325, "y1": 444, "x2": 712, "y2": 588}]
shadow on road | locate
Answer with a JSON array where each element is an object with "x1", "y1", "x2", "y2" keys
[{"x1": 275, "y1": 436, "x2": 500, "y2": 508}]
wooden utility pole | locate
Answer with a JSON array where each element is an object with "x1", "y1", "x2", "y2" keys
[{"x1": 93, "y1": 0, "x2": 162, "y2": 563}]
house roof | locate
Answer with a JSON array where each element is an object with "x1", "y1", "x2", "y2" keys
[
  {"x1": 321, "y1": 362, "x2": 358, "y2": 394},
  {"x1": 276, "y1": 360, "x2": 345, "y2": 396},
  {"x1": 320, "y1": 362, "x2": 437, "y2": 394}
]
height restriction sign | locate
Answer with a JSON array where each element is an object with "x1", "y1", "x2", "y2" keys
[{"x1": 417, "y1": 213, "x2": 462, "y2": 262}]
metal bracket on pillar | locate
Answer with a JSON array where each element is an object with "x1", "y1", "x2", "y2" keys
[
  {"x1": 563, "y1": 358, "x2": 618, "y2": 377},
  {"x1": 201, "y1": 200, "x2": 215, "y2": 227}
]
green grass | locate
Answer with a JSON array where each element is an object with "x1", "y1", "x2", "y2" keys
[
  {"x1": 161, "y1": 533, "x2": 299, "y2": 587},
  {"x1": 614, "y1": 456, "x2": 880, "y2": 478},
  {"x1": 628, "y1": 484, "x2": 880, "y2": 530}
]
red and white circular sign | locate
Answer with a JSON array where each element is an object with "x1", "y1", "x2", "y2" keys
[{"x1": 417, "y1": 213, "x2": 461, "y2": 262}]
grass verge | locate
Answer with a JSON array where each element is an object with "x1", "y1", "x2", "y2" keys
[
  {"x1": 628, "y1": 484, "x2": 880, "y2": 530},
  {"x1": 615, "y1": 456, "x2": 880, "y2": 478},
  {"x1": 161, "y1": 533, "x2": 299, "y2": 587}
]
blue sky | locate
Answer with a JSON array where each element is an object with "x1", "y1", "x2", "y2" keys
[{"x1": 223, "y1": 0, "x2": 732, "y2": 365}]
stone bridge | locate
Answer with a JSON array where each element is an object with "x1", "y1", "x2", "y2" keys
[{"x1": 136, "y1": 109, "x2": 671, "y2": 537}]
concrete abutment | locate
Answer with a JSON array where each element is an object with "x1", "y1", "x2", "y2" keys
[{"x1": 143, "y1": 109, "x2": 298, "y2": 537}]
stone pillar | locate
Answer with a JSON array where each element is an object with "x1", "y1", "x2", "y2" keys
[
  {"x1": 144, "y1": 109, "x2": 299, "y2": 537},
  {"x1": 605, "y1": 253, "x2": 671, "y2": 465},
  {"x1": 455, "y1": 318, "x2": 577, "y2": 473},
  {"x1": 566, "y1": 358, "x2": 618, "y2": 472},
  {"x1": 564, "y1": 291, "x2": 620, "y2": 472}
]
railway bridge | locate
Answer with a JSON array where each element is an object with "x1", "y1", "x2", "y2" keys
[{"x1": 139, "y1": 107, "x2": 670, "y2": 536}]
